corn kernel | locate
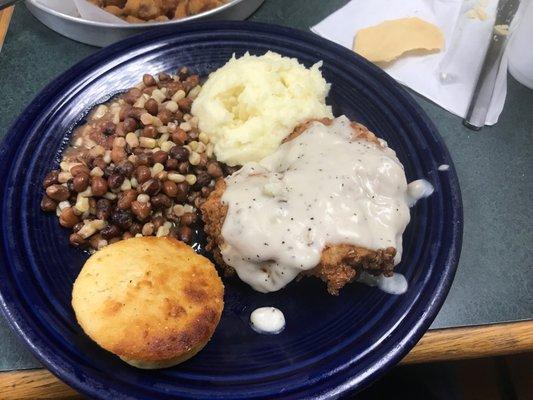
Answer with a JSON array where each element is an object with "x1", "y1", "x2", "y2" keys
[
  {"x1": 93, "y1": 105, "x2": 108, "y2": 119},
  {"x1": 199, "y1": 132, "x2": 210, "y2": 144},
  {"x1": 206, "y1": 143, "x2": 214, "y2": 158},
  {"x1": 140, "y1": 113, "x2": 154, "y2": 125},
  {"x1": 189, "y1": 152, "x2": 201, "y2": 166},
  {"x1": 189, "y1": 141, "x2": 198, "y2": 151},
  {"x1": 103, "y1": 150, "x2": 112, "y2": 164},
  {"x1": 151, "y1": 116, "x2": 163, "y2": 128},
  {"x1": 90, "y1": 167, "x2": 104, "y2": 177},
  {"x1": 165, "y1": 101, "x2": 179, "y2": 112},
  {"x1": 151, "y1": 163, "x2": 164, "y2": 177},
  {"x1": 142, "y1": 222, "x2": 154, "y2": 236},
  {"x1": 120, "y1": 179, "x2": 131, "y2": 191},
  {"x1": 104, "y1": 192, "x2": 117, "y2": 200},
  {"x1": 196, "y1": 142, "x2": 206, "y2": 154},
  {"x1": 151, "y1": 89, "x2": 166, "y2": 103},
  {"x1": 171, "y1": 89, "x2": 186, "y2": 102},
  {"x1": 140, "y1": 137, "x2": 156, "y2": 149},
  {"x1": 160, "y1": 140, "x2": 175, "y2": 153},
  {"x1": 185, "y1": 174, "x2": 197, "y2": 185},
  {"x1": 137, "y1": 194, "x2": 150, "y2": 203},
  {"x1": 167, "y1": 173, "x2": 185, "y2": 183},
  {"x1": 187, "y1": 85, "x2": 201, "y2": 99},
  {"x1": 74, "y1": 195, "x2": 89, "y2": 213},
  {"x1": 179, "y1": 122, "x2": 191, "y2": 132},
  {"x1": 125, "y1": 132, "x2": 139, "y2": 148},
  {"x1": 58, "y1": 172, "x2": 72, "y2": 183}
]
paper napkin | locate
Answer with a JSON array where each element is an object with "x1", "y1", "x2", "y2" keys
[{"x1": 311, "y1": 0, "x2": 514, "y2": 125}]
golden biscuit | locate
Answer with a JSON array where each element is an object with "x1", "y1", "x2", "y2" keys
[{"x1": 72, "y1": 237, "x2": 224, "y2": 369}]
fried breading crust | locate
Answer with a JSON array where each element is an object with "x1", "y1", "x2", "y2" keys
[
  {"x1": 200, "y1": 119, "x2": 397, "y2": 295},
  {"x1": 90, "y1": 0, "x2": 227, "y2": 22}
]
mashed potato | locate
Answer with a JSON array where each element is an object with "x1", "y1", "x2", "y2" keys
[{"x1": 191, "y1": 51, "x2": 333, "y2": 166}]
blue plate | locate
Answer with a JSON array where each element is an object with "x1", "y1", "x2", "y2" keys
[{"x1": 0, "y1": 22, "x2": 462, "y2": 399}]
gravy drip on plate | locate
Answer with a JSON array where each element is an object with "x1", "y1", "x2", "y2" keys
[
  {"x1": 220, "y1": 116, "x2": 413, "y2": 293},
  {"x1": 250, "y1": 307, "x2": 285, "y2": 334},
  {"x1": 357, "y1": 271, "x2": 408, "y2": 295},
  {"x1": 406, "y1": 179, "x2": 434, "y2": 206}
]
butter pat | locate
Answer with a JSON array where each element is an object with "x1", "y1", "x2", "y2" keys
[
  {"x1": 353, "y1": 17, "x2": 445, "y2": 63},
  {"x1": 191, "y1": 52, "x2": 332, "y2": 166}
]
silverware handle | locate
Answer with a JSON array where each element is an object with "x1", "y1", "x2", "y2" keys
[
  {"x1": 463, "y1": 32, "x2": 508, "y2": 130},
  {"x1": 0, "y1": 0, "x2": 20, "y2": 11}
]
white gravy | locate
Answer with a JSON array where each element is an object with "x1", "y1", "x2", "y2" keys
[
  {"x1": 220, "y1": 116, "x2": 417, "y2": 292},
  {"x1": 250, "y1": 307, "x2": 285, "y2": 334},
  {"x1": 357, "y1": 271, "x2": 408, "y2": 295},
  {"x1": 406, "y1": 179, "x2": 434, "y2": 206}
]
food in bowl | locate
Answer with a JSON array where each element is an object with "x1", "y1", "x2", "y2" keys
[
  {"x1": 191, "y1": 51, "x2": 333, "y2": 166},
  {"x1": 89, "y1": 0, "x2": 228, "y2": 23},
  {"x1": 40, "y1": 67, "x2": 228, "y2": 252},
  {"x1": 201, "y1": 116, "x2": 430, "y2": 294},
  {"x1": 72, "y1": 237, "x2": 224, "y2": 368}
]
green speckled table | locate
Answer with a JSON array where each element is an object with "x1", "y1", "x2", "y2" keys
[{"x1": 0, "y1": 0, "x2": 532, "y2": 376}]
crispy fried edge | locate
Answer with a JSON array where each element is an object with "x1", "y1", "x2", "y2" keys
[{"x1": 200, "y1": 119, "x2": 397, "y2": 295}]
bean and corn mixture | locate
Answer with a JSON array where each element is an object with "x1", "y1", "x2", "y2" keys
[{"x1": 41, "y1": 67, "x2": 233, "y2": 252}]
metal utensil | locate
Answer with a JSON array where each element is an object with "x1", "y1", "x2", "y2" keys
[
  {"x1": 0, "y1": 0, "x2": 20, "y2": 11},
  {"x1": 463, "y1": 0, "x2": 520, "y2": 130}
]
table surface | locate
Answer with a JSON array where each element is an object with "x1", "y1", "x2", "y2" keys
[{"x1": 0, "y1": 0, "x2": 532, "y2": 372}]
